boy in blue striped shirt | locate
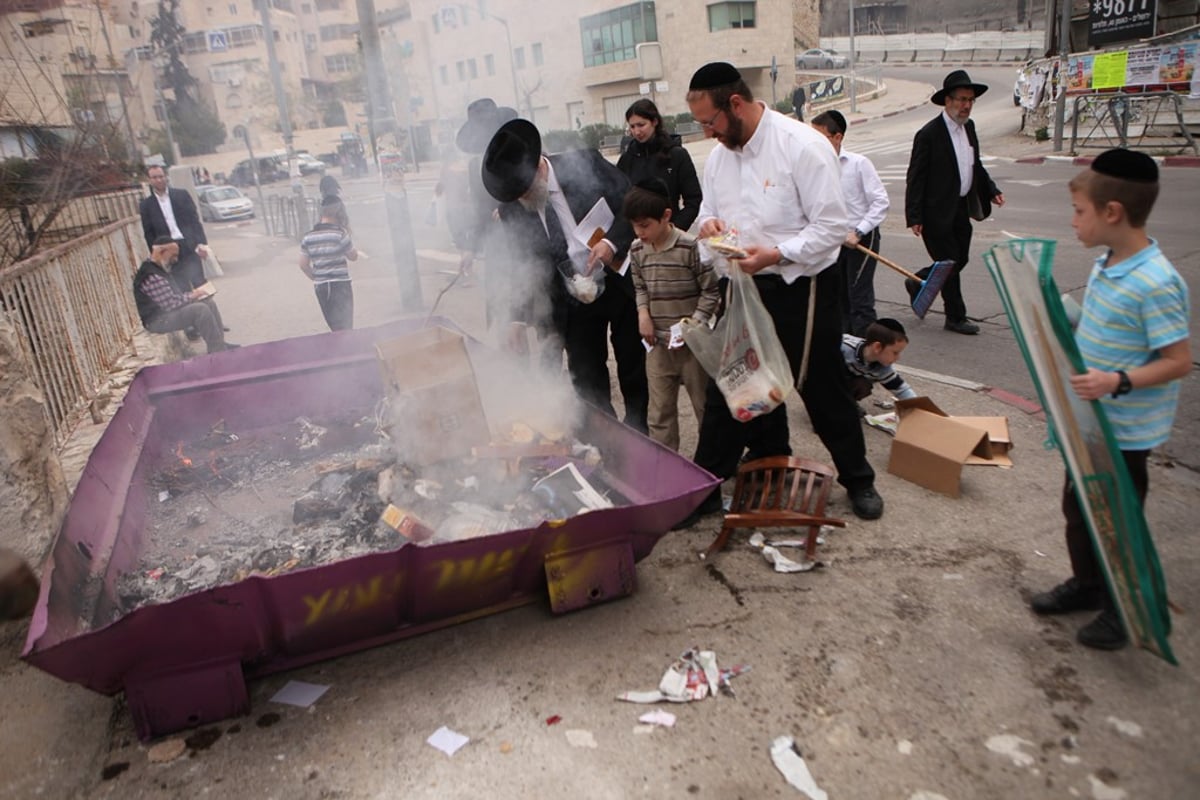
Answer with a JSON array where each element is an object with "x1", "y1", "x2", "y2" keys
[
  {"x1": 1030, "y1": 149, "x2": 1191, "y2": 650},
  {"x1": 300, "y1": 196, "x2": 359, "y2": 330}
]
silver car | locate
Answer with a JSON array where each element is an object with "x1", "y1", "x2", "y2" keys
[
  {"x1": 197, "y1": 185, "x2": 255, "y2": 222},
  {"x1": 796, "y1": 48, "x2": 849, "y2": 70}
]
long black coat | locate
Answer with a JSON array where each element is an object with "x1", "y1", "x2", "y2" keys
[
  {"x1": 496, "y1": 149, "x2": 634, "y2": 329},
  {"x1": 904, "y1": 114, "x2": 999, "y2": 238},
  {"x1": 139, "y1": 188, "x2": 207, "y2": 251},
  {"x1": 616, "y1": 133, "x2": 702, "y2": 232}
]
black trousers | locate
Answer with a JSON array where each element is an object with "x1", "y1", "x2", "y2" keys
[
  {"x1": 917, "y1": 196, "x2": 973, "y2": 322},
  {"x1": 170, "y1": 239, "x2": 206, "y2": 291},
  {"x1": 315, "y1": 280, "x2": 354, "y2": 331},
  {"x1": 562, "y1": 270, "x2": 648, "y2": 433},
  {"x1": 693, "y1": 268, "x2": 875, "y2": 492},
  {"x1": 1062, "y1": 449, "x2": 1149, "y2": 609},
  {"x1": 837, "y1": 227, "x2": 880, "y2": 335}
]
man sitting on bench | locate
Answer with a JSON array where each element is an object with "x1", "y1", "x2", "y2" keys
[{"x1": 133, "y1": 236, "x2": 238, "y2": 354}]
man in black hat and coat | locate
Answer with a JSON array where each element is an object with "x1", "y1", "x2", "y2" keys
[
  {"x1": 904, "y1": 69, "x2": 1005, "y2": 335},
  {"x1": 481, "y1": 118, "x2": 648, "y2": 434}
]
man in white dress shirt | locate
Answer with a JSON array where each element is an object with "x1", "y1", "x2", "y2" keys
[
  {"x1": 812, "y1": 109, "x2": 890, "y2": 336},
  {"x1": 681, "y1": 62, "x2": 884, "y2": 524}
]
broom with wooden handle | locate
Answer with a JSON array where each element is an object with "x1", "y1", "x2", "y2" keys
[{"x1": 854, "y1": 243, "x2": 956, "y2": 319}]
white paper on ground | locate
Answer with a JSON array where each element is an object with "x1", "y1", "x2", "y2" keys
[
  {"x1": 770, "y1": 736, "x2": 828, "y2": 800},
  {"x1": 638, "y1": 710, "x2": 676, "y2": 728},
  {"x1": 565, "y1": 729, "x2": 598, "y2": 748},
  {"x1": 269, "y1": 680, "x2": 330, "y2": 708},
  {"x1": 426, "y1": 725, "x2": 470, "y2": 756}
]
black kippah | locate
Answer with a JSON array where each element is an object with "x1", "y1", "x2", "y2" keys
[
  {"x1": 689, "y1": 62, "x2": 742, "y2": 90},
  {"x1": 152, "y1": 235, "x2": 175, "y2": 247},
  {"x1": 826, "y1": 109, "x2": 847, "y2": 134},
  {"x1": 1092, "y1": 149, "x2": 1158, "y2": 183},
  {"x1": 876, "y1": 317, "x2": 905, "y2": 336}
]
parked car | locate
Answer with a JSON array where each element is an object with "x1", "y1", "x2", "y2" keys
[
  {"x1": 228, "y1": 156, "x2": 287, "y2": 187},
  {"x1": 296, "y1": 153, "x2": 327, "y2": 176},
  {"x1": 796, "y1": 48, "x2": 848, "y2": 70},
  {"x1": 197, "y1": 185, "x2": 255, "y2": 222}
]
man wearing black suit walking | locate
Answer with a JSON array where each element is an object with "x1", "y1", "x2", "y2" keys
[
  {"x1": 139, "y1": 164, "x2": 209, "y2": 291},
  {"x1": 481, "y1": 118, "x2": 648, "y2": 433},
  {"x1": 904, "y1": 70, "x2": 1005, "y2": 335}
]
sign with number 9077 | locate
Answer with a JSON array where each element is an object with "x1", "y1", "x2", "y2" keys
[{"x1": 1089, "y1": 0, "x2": 1156, "y2": 47}]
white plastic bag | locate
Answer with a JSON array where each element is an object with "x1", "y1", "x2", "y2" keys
[
  {"x1": 682, "y1": 265, "x2": 792, "y2": 422},
  {"x1": 201, "y1": 249, "x2": 224, "y2": 279}
]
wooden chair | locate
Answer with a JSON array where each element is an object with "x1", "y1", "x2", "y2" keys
[{"x1": 700, "y1": 456, "x2": 846, "y2": 562}]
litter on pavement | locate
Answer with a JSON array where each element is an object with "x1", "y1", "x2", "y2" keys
[
  {"x1": 769, "y1": 735, "x2": 828, "y2": 800},
  {"x1": 269, "y1": 680, "x2": 330, "y2": 708},
  {"x1": 617, "y1": 646, "x2": 750, "y2": 704},
  {"x1": 426, "y1": 726, "x2": 469, "y2": 756},
  {"x1": 749, "y1": 532, "x2": 824, "y2": 573}
]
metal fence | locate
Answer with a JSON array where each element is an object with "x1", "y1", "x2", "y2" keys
[
  {"x1": 263, "y1": 193, "x2": 321, "y2": 241},
  {"x1": 0, "y1": 216, "x2": 145, "y2": 447},
  {"x1": 1, "y1": 187, "x2": 143, "y2": 271}
]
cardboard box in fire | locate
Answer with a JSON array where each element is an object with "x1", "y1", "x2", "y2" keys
[
  {"x1": 887, "y1": 397, "x2": 1013, "y2": 497},
  {"x1": 376, "y1": 327, "x2": 491, "y2": 465}
]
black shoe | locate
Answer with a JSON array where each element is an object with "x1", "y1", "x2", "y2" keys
[
  {"x1": 1077, "y1": 609, "x2": 1128, "y2": 651},
  {"x1": 944, "y1": 318, "x2": 980, "y2": 335},
  {"x1": 848, "y1": 486, "x2": 883, "y2": 520},
  {"x1": 185, "y1": 328, "x2": 202, "y2": 342},
  {"x1": 671, "y1": 489, "x2": 723, "y2": 530},
  {"x1": 222, "y1": 326, "x2": 231, "y2": 332},
  {"x1": 904, "y1": 278, "x2": 921, "y2": 304},
  {"x1": 1030, "y1": 578, "x2": 1104, "y2": 615},
  {"x1": 221, "y1": 343, "x2": 242, "y2": 351}
]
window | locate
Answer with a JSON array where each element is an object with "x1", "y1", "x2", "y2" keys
[
  {"x1": 484, "y1": 53, "x2": 495, "y2": 76},
  {"x1": 580, "y1": 2, "x2": 657, "y2": 68},
  {"x1": 315, "y1": 0, "x2": 339, "y2": 9},
  {"x1": 456, "y1": 60, "x2": 466, "y2": 81},
  {"x1": 228, "y1": 3, "x2": 236, "y2": 13},
  {"x1": 708, "y1": 2, "x2": 756, "y2": 31},
  {"x1": 513, "y1": 46, "x2": 525, "y2": 69},
  {"x1": 182, "y1": 31, "x2": 208, "y2": 53},
  {"x1": 227, "y1": 92, "x2": 243, "y2": 109},
  {"x1": 439, "y1": 64, "x2": 448, "y2": 85},
  {"x1": 325, "y1": 53, "x2": 359, "y2": 73},
  {"x1": 432, "y1": 13, "x2": 440, "y2": 34},
  {"x1": 301, "y1": 3, "x2": 311, "y2": 12},
  {"x1": 305, "y1": 33, "x2": 316, "y2": 51},
  {"x1": 227, "y1": 24, "x2": 263, "y2": 48},
  {"x1": 467, "y1": 58, "x2": 478, "y2": 79},
  {"x1": 532, "y1": 42, "x2": 543, "y2": 67}
]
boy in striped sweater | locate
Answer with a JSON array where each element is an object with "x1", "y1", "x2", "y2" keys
[
  {"x1": 624, "y1": 179, "x2": 720, "y2": 451},
  {"x1": 1030, "y1": 149, "x2": 1191, "y2": 650},
  {"x1": 841, "y1": 318, "x2": 918, "y2": 411},
  {"x1": 299, "y1": 196, "x2": 359, "y2": 331}
]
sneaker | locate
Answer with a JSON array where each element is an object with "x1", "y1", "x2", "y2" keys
[
  {"x1": 1077, "y1": 609, "x2": 1128, "y2": 651},
  {"x1": 848, "y1": 486, "x2": 883, "y2": 520},
  {"x1": 1030, "y1": 577, "x2": 1103, "y2": 616},
  {"x1": 944, "y1": 318, "x2": 980, "y2": 335}
]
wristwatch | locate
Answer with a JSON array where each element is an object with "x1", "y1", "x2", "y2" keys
[{"x1": 1112, "y1": 370, "x2": 1132, "y2": 398}]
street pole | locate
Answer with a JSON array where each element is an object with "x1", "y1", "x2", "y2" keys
[
  {"x1": 849, "y1": 0, "x2": 858, "y2": 113},
  {"x1": 355, "y1": 0, "x2": 422, "y2": 311},
  {"x1": 492, "y1": 15, "x2": 521, "y2": 116},
  {"x1": 154, "y1": 71, "x2": 181, "y2": 165},
  {"x1": 258, "y1": 0, "x2": 304, "y2": 205},
  {"x1": 241, "y1": 124, "x2": 270, "y2": 236},
  {"x1": 93, "y1": 0, "x2": 139, "y2": 163},
  {"x1": 1052, "y1": 0, "x2": 1070, "y2": 152}
]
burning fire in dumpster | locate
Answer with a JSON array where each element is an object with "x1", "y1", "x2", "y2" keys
[{"x1": 113, "y1": 402, "x2": 624, "y2": 621}]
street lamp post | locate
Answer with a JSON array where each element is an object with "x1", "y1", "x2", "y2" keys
[
  {"x1": 849, "y1": 0, "x2": 857, "y2": 114},
  {"x1": 491, "y1": 14, "x2": 521, "y2": 116},
  {"x1": 153, "y1": 58, "x2": 181, "y2": 164}
]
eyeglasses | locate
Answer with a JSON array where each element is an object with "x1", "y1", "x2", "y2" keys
[
  {"x1": 695, "y1": 108, "x2": 726, "y2": 129},
  {"x1": 946, "y1": 95, "x2": 976, "y2": 105}
]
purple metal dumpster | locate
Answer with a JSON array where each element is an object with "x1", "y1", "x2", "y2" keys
[{"x1": 22, "y1": 319, "x2": 719, "y2": 740}]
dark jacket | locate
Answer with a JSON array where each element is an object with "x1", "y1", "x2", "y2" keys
[
  {"x1": 616, "y1": 133, "x2": 702, "y2": 232},
  {"x1": 139, "y1": 187, "x2": 208, "y2": 251},
  {"x1": 496, "y1": 149, "x2": 634, "y2": 328},
  {"x1": 132, "y1": 258, "x2": 173, "y2": 326},
  {"x1": 904, "y1": 114, "x2": 999, "y2": 230}
]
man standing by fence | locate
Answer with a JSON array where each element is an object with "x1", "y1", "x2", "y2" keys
[{"x1": 139, "y1": 165, "x2": 210, "y2": 292}]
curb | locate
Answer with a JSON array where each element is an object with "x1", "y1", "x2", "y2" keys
[{"x1": 1013, "y1": 154, "x2": 1200, "y2": 168}]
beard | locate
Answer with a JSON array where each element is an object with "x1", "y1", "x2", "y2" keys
[
  {"x1": 717, "y1": 114, "x2": 747, "y2": 150},
  {"x1": 518, "y1": 174, "x2": 550, "y2": 211}
]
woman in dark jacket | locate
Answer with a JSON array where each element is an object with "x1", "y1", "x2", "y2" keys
[{"x1": 616, "y1": 99, "x2": 702, "y2": 232}]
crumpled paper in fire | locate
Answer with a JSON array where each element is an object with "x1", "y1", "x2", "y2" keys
[{"x1": 617, "y1": 646, "x2": 750, "y2": 704}]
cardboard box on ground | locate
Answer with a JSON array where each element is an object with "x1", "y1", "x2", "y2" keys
[{"x1": 887, "y1": 397, "x2": 1014, "y2": 497}]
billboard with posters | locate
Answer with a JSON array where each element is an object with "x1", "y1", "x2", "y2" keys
[
  {"x1": 1089, "y1": 0, "x2": 1157, "y2": 48},
  {"x1": 1065, "y1": 41, "x2": 1199, "y2": 93}
]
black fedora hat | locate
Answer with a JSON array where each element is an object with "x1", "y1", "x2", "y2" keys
[
  {"x1": 482, "y1": 118, "x2": 542, "y2": 203},
  {"x1": 456, "y1": 98, "x2": 518, "y2": 154},
  {"x1": 931, "y1": 70, "x2": 989, "y2": 106}
]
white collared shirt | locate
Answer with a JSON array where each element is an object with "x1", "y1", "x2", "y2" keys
[
  {"x1": 543, "y1": 158, "x2": 612, "y2": 270},
  {"x1": 837, "y1": 149, "x2": 889, "y2": 234},
  {"x1": 696, "y1": 106, "x2": 847, "y2": 281},
  {"x1": 942, "y1": 110, "x2": 974, "y2": 197},
  {"x1": 155, "y1": 189, "x2": 185, "y2": 240}
]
